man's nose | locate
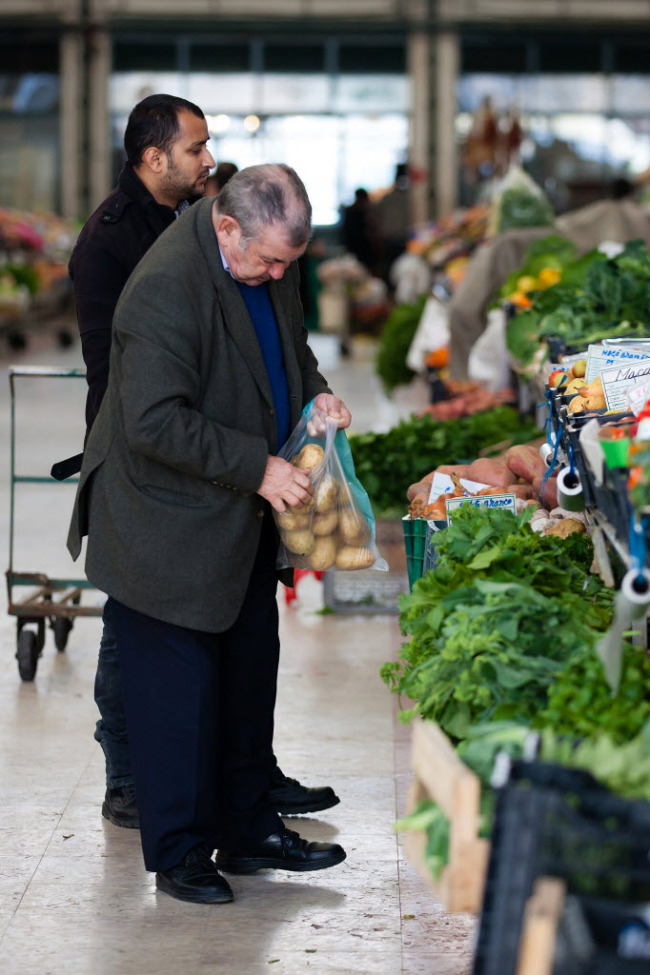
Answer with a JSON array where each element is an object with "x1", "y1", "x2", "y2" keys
[
  {"x1": 204, "y1": 148, "x2": 216, "y2": 168},
  {"x1": 268, "y1": 263, "x2": 286, "y2": 280}
]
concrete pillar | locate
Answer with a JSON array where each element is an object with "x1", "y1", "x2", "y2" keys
[
  {"x1": 59, "y1": 29, "x2": 83, "y2": 219},
  {"x1": 408, "y1": 31, "x2": 432, "y2": 227},
  {"x1": 87, "y1": 25, "x2": 112, "y2": 211},
  {"x1": 433, "y1": 30, "x2": 459, "y2": 218}
]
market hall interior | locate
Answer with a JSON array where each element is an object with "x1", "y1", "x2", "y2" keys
[{"x1": 0, "y1": 332, "x2": 475, "y2": 975}]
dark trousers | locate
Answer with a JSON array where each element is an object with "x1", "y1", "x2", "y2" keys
[{"x1": 110, "y1": 514, "x2": 284, "y2": 872}]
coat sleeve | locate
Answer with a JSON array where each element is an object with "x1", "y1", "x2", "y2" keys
[
  {"x1": 70, "y1": 232, "x2": 132, "y2": 433},
  {"x1": 112, "y1": 271, "x2": 269, "y2": 495}
]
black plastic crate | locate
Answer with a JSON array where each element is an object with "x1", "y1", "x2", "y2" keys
[
  {"x1": 553, "y1": 896, "x2": 650, "y2": 974},
  {"x1": 471, "y1": 761, "x2": 650, "y2": 975}
]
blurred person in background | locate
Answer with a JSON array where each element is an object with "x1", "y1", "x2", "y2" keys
[
  {"x1": 68, "y1": 95, "x2": 340, "y2": 836},
  {"x1": 205, "y1": 160, "x2": 239, "y2": 197},
  {"x1": 341, "y1": 187, "x2": 380, "y2": 274},
  {"x1": 373, "y1": 162, "x2": 411, "y2": 286}
]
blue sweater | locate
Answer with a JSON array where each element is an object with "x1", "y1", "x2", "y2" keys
[{"x1": 235, "y1": 280, "x2": 291, "y2": 449}]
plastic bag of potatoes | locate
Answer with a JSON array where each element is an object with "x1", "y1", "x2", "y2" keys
[{"x1": 274, "y1": 403, "x2": 388, "y2": 572}]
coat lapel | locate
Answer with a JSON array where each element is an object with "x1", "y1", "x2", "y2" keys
[{"x1": 195, "y1": 198, "x2": 274, "y2": 411}]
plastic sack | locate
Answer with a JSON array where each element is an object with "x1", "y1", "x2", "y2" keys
[
  {"x1": 274, "y1": 402, "x2": 388, "y2": 572},
  {"x1": 489, "y1": 164, "x2": 554, "y2": 235},
  {"x1": 468, "y1": 307, "x2": 511, "y2": 391},
  {"x1": 406, "y1": 295, "x2": 449, "y2": 372}
]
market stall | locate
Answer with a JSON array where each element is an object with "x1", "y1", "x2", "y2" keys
[
  {"x1": 383, "y1": 248, "x2": 650, "y2": 970},
  {"x1": 0, "y1": 206, "x2": 78, "y2": 351}
]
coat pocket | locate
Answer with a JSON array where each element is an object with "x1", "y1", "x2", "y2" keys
[{"x1": 139, "y1": 483, "x2": 213, "y2": 508}]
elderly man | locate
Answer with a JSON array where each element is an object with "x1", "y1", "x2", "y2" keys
[
  {"x1": 69, "y1": 95, "x2": 339, "y2": 832},
  {"x1": 68, "y1": 164, "x2": 350, "y2": 904}
]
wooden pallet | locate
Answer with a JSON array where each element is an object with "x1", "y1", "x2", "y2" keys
[{"x1": 403, "y1": 717, "x2": 490, "y2": 913}]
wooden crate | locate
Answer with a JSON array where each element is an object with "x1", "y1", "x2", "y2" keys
[
  {"x1": 516, "y1": 877, "x2": 566, "y2": 975},
  {"x1": 403, "y1": 717, "x2": 490, "y2": 914}
]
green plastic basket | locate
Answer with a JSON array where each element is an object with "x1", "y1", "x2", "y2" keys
[{"x1": 402, "y1": 516, "x2": 429, "y2": 591}]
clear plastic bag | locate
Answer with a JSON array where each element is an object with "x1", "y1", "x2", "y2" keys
[
  {"x1": 489, "y1": 164, "x2": 554, "y2": 235},
  {"x1": 274, "y1": 402, "x2": 388, "y2": 572}
]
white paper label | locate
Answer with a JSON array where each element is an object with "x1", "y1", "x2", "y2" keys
[
  {"x1": 628, "y1": 379, "x2": 650, "y2": 416},
  {"x1": 600, "y1": 358, "x2": 650, "y2": 412},
  {"x1": 427, "y1": 472, "x2": 489, "y2": 504},
  {"x1": 445, "y1": 494, "x2": 517, "y2": 521},
  {"x1": 585, "y1": 344, "x2": 650, "y2": 382}
]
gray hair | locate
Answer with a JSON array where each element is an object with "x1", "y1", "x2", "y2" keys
[{"x1": 215, "y1": 163, "x2": 312, "y2": 248}]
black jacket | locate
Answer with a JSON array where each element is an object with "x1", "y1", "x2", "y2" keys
[{"x1": 69, "y1": 164, "x2": 200, "y2": 432}]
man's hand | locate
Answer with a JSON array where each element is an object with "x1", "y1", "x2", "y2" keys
[
  {"x1": 309, "y1": 394, "x2": 352, "y2": 436},
  {"x1": 257, "y1": 456, "x2": 314, "y2": 513}
]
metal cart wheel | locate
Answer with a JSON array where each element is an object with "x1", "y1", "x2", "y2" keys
[
  {"x1": 52, "y1": 617, "x2": 73, "y2": 652},
  {"x1": 16, "y1": 628, "x2": 39, "y2": 681}
]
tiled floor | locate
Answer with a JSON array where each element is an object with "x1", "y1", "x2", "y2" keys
[{"x1": 0, "y1": 328, "x2": 475, "y2": 974}]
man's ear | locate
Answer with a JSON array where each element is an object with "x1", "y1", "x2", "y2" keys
[
  {"x1": 216, "y1": 215, "x2": 239, "y2": 237},
  {"x1": 140, "y1": 145, "x2": 165, "y2": 174}
]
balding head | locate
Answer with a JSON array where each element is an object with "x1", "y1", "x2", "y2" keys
[{"x1": 214, "y1": 163, "x2": 312, "y2": 249}]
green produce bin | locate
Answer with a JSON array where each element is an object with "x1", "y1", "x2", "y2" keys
[{"x1": 403, "y1": 516, "x2": 429, "y2": 590}]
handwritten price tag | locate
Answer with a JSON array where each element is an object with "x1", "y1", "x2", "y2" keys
[
  {"x1": 600, "y1": 358, "x2": 650, "y2": 412},
  {"x1": 585, "y1": 344, "x2": 650, "y2": 382}
]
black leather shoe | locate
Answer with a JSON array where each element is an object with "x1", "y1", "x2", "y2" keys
[
  {"x1": 268, "y1": 766, "x2": 340, "y2": 816},
  {"x1": 216, "y1": 827, "x2": 346, "y2": 874},
  {"x1": 102, "y1": 786, "x2": 140, "y2": 829},
  {"x1": 156, "y1": 846, "x2": 234, "y2": 904}
]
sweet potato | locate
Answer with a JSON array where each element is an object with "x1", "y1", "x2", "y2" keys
[
  {"x1": 508, "y1": 483, "x2": 536, "y2": 501},
  {"x1": 504, "y1": 442, "x2": 547, "y2": 484},
  {"x1": 406, "y1": 471, "x2": 435, "y2": 502},
  {"x1": 532, "y1": 475, "x2": 559, "y2": 510},
  {"x1": 466, "y1": 457, "x2": 512, "y2": 488}
]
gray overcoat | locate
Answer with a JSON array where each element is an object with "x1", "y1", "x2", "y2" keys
[{"x1": 67, "y1": 196, "x2": 330, "y2": 632}]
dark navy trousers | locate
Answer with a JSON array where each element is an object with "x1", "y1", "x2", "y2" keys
[{"x1": 110, "y1": 512, "x2": 284, "y2": 873}]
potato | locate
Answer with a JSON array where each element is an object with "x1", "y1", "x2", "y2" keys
[
  {"x1": 276, "y1": 509, "x2": 310, "y2": 531},
  {"x1": 292, "y1": 443, "x2": 325, "y2": 470},
  {"x1": 282, "y1": 528, "x2": 316, "y2": 556},
  {"x1": 308, "y1": 536, "x2": 337, "y2": 570},
  {"x1": 338, "y1": 507, "x2": 370, "y2": 546},
  {"x1": 336, "y1": 545, "x2": 375, "y2": 570},
  {"x1": 544, "y1": 518, "x2": 585, "y2": 538},
  {"x1": 312, "y1": 510, "x2": 338, "y2": 536},
  {"x1": 314, "y1": 474, "x2": 338, "y2": 512}
]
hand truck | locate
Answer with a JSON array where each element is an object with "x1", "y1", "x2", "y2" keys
[{"x1": 6, "y1": 365, "x2": 101, "y2": 681}]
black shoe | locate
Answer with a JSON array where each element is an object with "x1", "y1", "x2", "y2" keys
[
  {"x1": 216, "y1": 827, "x2": 346, "y2": 874},
  {"x1": 102, "y1": 786, "x2": 140, "y2": 829},
  {"x1": 268, "y1": 767, "x2": 340, "y2": 816},
  {"x1": 156, "y1": 846, "x2": 234, "y2": 904}
]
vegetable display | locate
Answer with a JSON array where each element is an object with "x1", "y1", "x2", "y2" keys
[
  {"x1": 375, "y1": 295, "x2": 425, "y2": 393},
  {"x1": 384, "y1": 505, "x2": 613, "y2": 740},
  {"x1": 349, "y1": 406, "x2": 540, "y2": 517},
  {"x1": 507, "y1": 239, "x2": 650, "y2": 367},
  {"x1": 388, "y1": 504, "x2": 650, "y2": 884},
  {"x1": 497, "y1": 234, "x2": 576, "y2": 309}
]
